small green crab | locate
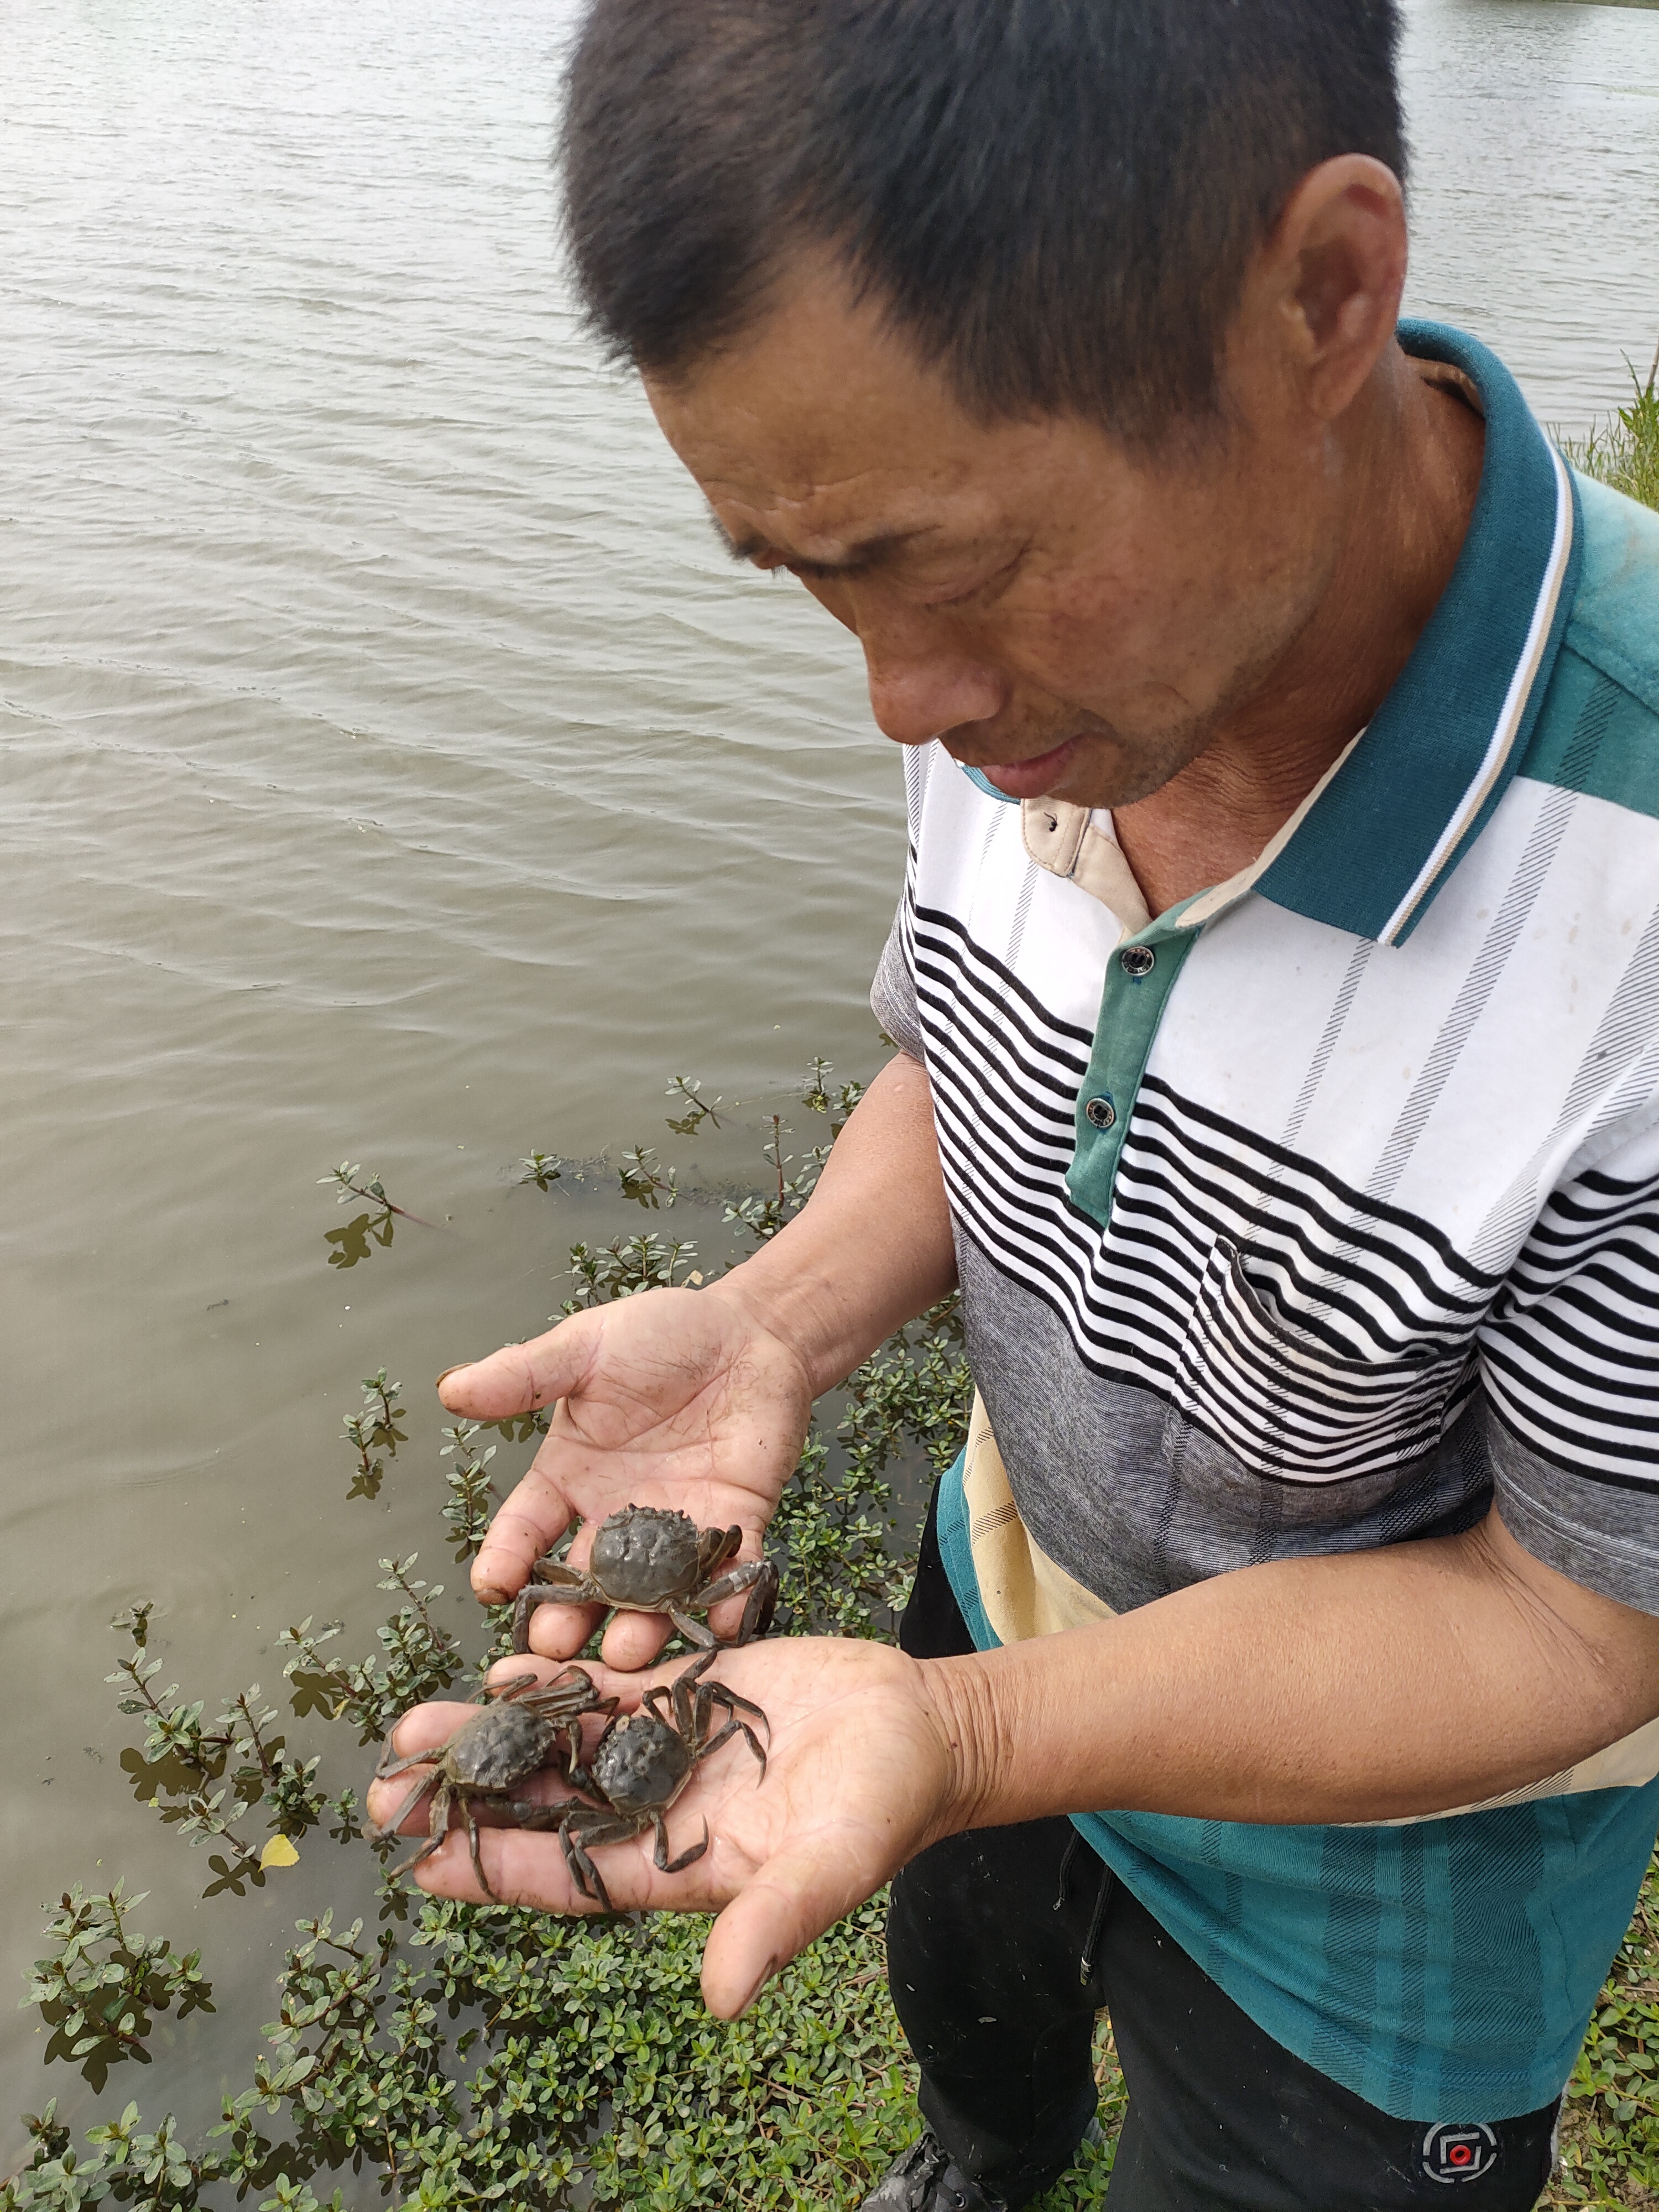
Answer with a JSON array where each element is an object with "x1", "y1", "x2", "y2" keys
[
  {"x1": 369, "y1": 1666, "x2": 614, "y2": 1900},
  {"x1": 513, "y1": 1503, "x2": 779, "y2": 1655},
  {"x1": 512, "y1": 1650, "x2": 768, "y2": 1913}
]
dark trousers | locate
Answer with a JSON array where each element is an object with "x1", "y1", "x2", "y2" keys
[{"x1": 889, "y1": 1498, "x2": 1561, "y2": 2210}]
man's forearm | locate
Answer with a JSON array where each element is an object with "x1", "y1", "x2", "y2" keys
[
  {"x1": 928, "y1": 1506, "x2": 1659, "y2": 1834},
  {"x1": 715, "y1": 1051, "x2": 957, "y2": 1396}
]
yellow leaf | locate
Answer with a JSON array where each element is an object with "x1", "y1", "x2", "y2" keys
[{"x1": 259, "y1": 1835, "x2": 300, "y2": 1870}]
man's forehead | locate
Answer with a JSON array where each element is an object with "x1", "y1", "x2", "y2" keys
[{"x1": 643, "y1": 265, "x2": 1037, "y2": 564}]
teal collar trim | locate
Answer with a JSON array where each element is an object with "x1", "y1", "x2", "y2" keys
[
  {"x1": 1255, "y1": 321, "x2": 1582, "y2": 945},
  {"x1": 959, "y1": 763, "x2": 1018, "y2": 804}
]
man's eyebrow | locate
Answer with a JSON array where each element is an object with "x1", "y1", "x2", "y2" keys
[{"x1": 706, "y1": 509, "x2": 934, "y2": 580}]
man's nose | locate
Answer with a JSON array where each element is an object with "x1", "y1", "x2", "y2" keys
[{"x1": 862, "y1": 635, "x2": 1006, "y2": 749}]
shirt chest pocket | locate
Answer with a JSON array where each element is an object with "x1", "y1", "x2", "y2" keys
[{"x1": 1171, "y1": 1237, "x2": 1480, "y2": 1484}]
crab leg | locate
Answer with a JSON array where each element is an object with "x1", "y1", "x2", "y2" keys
[
  {"x1": 689, "y1": 1705, "x2": 769, "y2": 1781},
  {"x1": 505, "y1": 1798, "x2": 583, "y2": 1829},
  {"x1": 667, "y1": 1647, "x2": 721, "y2": 1714},
  {"x1": 651, "y1": 1811, "x2": 711, "y2": 1876},
  {"x1": 475, "y1": 1671, "x2": 541, "y2": 1704},
  {"x1": 700, "y1": 1676, "x2": 769, "y2": 1729},
  {"x1": 371, "y1": 1766, "x2": 442, "y2": 1842},
  {"x1": 559, "y1": 1812, "x2": 650, "y2": 1914},
  {"x1": 372, "y1": 1743, "x2": 442, "y2": 1786},
  {"x1": 684, "y1": 1557, "x2": 780, "y2": 1646},
  {"x1": 390, "y1": 1779, "x2": 455, "y2": 1878},
  {"x1": 460, "y1": 1794, "x2": 497, "y2": 1902},
  {"x1": 736, "y1": 1562, "x2": 780, "y2": 1644}
]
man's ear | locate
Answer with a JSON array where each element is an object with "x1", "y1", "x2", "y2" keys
[{"x1": 1241, "y1": 154, "x2": 1409, "y2": 425}]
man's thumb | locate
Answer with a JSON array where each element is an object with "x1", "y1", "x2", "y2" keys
[
  {"x1": 437, "y1": 1317, "x2": 594, "y2": 1419},
  {"x1": 698, "y1": 1840, "x2": 882, "y2": 2018}
]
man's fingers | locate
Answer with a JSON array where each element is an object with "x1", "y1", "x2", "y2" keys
[
  {"x1": 381, "y1": 1700, "x2": 474, "y2": 1761},
  {"x1": 470, "y1": 1473, "x2": 576, "y2": 1606},
  {"x1": 520, "y1": 1592, "x2": 605, "y2": 1662},
  {"x1": 409, "y1": 1813, "x2": 707, "y2": 1916},
  {"x1": 599, "y1": 1607, "x2": 672, "y2": 1672},
  {"x1": 700, "y1": 1837, "x2": 882, "y2": 2018},
  {"x1": 437, "y1": 1321, "x2": 596, "y2": 1421},
  {"x1": 703, "y1": 1588, "x2": 757, "y2": 1645}
]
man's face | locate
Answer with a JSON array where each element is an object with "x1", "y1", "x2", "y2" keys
[{"x1": 644, "y1": 265, "x2": 1349, "y2": 811}]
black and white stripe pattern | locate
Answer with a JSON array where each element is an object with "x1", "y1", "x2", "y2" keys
[
  {"x1": 913, "y1": 900, "x2": 1506, "y2": 1484},
  {"x1": 1481, "y1": 1149, "x2": 1659, "y2": 1489}
]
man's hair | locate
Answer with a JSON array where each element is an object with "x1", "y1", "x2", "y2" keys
[{"x1": 560, "y1": 0, "x2": 1406, "y2": 441}]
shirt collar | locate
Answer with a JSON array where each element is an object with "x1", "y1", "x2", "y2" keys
[{"x1": 1254, "y1": 320, "x2": 1581, "y2": 945}]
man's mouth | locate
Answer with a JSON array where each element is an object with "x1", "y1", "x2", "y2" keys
[{"x1": 971, "y1": 735, "x2": 1081, "y2": 800}]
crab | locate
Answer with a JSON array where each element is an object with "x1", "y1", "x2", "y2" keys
[
  {"x1": 512, "y1": 1503, "x2": 779, "y2": 1656},
  {"x1": 369, "y1": 1665, "x2": 615, "y2": 1901},
  {"x1": 509, "y1": 1649, "x2": 769, "y2": 1913}
]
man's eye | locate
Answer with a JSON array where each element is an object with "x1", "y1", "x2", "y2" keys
[{"x1": 927, "y1": 551, "x2": 1025, "y2": 608}]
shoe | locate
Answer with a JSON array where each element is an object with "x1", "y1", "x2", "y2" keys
[
  {"x1": 860, "y1": 2117, "x2": 1105, "y2": 2211},
  {"x1": 859, "y1": 2131, "x2": 1009, "y2": 2212}
]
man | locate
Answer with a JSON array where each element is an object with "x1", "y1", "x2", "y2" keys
[{"x1": 369, "y1": 3, "x2": 1659, "y2": 2206}]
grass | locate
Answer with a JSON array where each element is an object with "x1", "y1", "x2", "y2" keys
[{"x1": 1557, "y1": 353, "x2": 1659, "y2": 513}]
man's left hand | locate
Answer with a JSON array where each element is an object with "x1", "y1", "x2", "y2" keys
[{"x1": 364, "y1": 1637, "x2": 959, "y2": 2018}]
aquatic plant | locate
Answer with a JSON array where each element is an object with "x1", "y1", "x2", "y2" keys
[
  {"x1": 340, "y1": 1373, "x2": 405, "y2": 1501},
  {"x1": 318, "y1": 1165, "x2": 434, "y2": 1269},
  {"x1": 662, "y1": 1074, "x2": 722, "y2": 1137}
]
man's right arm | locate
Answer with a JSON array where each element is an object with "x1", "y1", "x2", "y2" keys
[
  {"x1": 437, "y1": 1048, "x2": 956, "y2": 1668},
  {"x1": 713, "y1": 1047, "x2": 956, "y2": 1395}
]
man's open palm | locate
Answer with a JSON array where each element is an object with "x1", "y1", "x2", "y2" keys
[
  {"x1": 365, "y1": 1636, "x2": 958, "y2": 2018},
  {"x1": 439, "y1": 1285, "x2": 816, "y2": 1668}
]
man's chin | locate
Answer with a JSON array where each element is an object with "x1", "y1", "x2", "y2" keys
[{"x1": 963, "y1": 718, "x2": 1214, "y2": 813}]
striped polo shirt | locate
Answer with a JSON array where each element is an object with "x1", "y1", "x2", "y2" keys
[{"x1": 870, "y1": 322, "x2": 1658, "y2": 2122}]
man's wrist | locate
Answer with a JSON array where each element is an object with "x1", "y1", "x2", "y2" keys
[
  {"x1": 703, "y1": 1243, "x2": 867, "y2": 1402},
  {"x1": 916, "y1": 1651, "x2": 1008, "y2": 1846}
]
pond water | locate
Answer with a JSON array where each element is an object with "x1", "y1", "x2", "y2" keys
[{"x1": 2, "y1": 0, "x2": 1656, "y2": 2153}]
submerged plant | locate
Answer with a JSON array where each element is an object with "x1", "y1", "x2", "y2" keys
[
  {"x1": 663, "y1": 1073, "x2": 722, "y2": 1136},
  {"x1": 340, "y1": 1370, "x2": 405, "y2": 1500},
  {"x1": 277, "y1": 1557, "x2": 462, "y2": 1745},
  {"x1": 23, "y1": 1887, "x2": 213, "y2": 2095},
  {"x1": 319, "y1": 1162, "x2": 434, "y2": 1268},
  {"x1": 616, "y1": 1144, "x2": 677, "y2": 1210},
  {"x1": 105, "y1": 1608, "x2": 328, "y2": 1897},
  {"x1": 561, "y1": 1231, "x2": 700, "y2": 1311},
  {"x1": 438, "y1": 1422, "x2": 500, "y2": 1562}
]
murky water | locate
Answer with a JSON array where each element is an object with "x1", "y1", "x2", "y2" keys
[{"x1": 2, "y1": 0, "x2": 1656, "y2": 2153}]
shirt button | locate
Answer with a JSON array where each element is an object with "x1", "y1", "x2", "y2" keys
[
  {"x1": 1085, "y1": 1094, "x2": 1117, "y2": 1130},
  {"x1": 1119, "y1": 944, "x2": 1156, "y2": 978}
]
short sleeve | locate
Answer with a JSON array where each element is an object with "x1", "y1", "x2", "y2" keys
[
  {"x1": 870, "y1": 891, "x2": 925, "y2": 1061},
  {"x1": 868, "y1": 748, "x2": 938, "y2": 1061},
  {"x1": 1480, "y1": 1119, "x2": 1659, "y2": 1613}
]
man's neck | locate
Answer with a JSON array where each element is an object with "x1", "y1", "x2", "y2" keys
[{"x1": 1113, "y1": 352, "x2": 1487, "y2": 919}]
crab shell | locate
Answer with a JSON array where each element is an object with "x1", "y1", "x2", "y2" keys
[
  {"x1": 588, "y1": 1504, "x2": 715, "y2": 1606},
  {"x1": 589, "y1": 1712, "x2": 694, "y2": 1816},
  {"x1": 443, "y1": 1700, "x2": 568, "y2": 1791}
]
